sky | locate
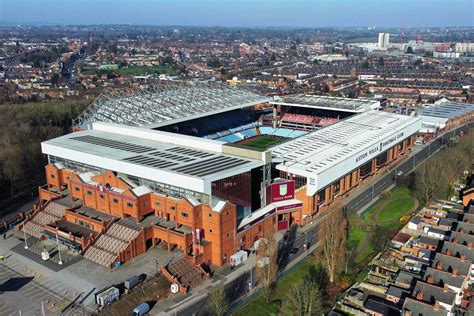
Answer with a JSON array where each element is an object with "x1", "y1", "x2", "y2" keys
[{"x1": 1, "y1": 0, "x2": 473, "y2": 27}]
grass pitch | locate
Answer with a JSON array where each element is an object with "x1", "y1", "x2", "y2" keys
[{"x1": 240, "y1": 136, "x2": 283, "y2": 150}]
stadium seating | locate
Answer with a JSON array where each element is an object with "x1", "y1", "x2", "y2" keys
[
  {"x1": 23, "y1": 202, "x2": 67, "y2": 239},
  {"x1": 83, "y1": 218, "x2": 142, "y2": 268}
]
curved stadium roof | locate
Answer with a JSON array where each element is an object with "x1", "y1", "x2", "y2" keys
[{"x1": 74, "y1": 82, "x2": 269, "y2": 130}]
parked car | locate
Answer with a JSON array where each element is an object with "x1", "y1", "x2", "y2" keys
[{"x1": 132, "y1": 303, "x2": 150, "y2": 316}]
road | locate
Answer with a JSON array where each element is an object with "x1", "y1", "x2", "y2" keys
[
  {"x1": 167, "y1": 122, "x2": 474, "y2": 315},
  {"x1": 173, "y1": 224, "x2": 320, "y2": 315}
]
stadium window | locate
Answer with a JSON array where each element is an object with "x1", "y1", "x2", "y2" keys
[
  {"x1": 209, "y1": 228, "x2": 213, "y2": 233},
  {"x1": 227, "y1": 232, "x2": 230, "y2": 238},
  {"x1": 74, "y1": 187, "x2": 80, "y2": 192},
  {"x1": 208, "y1": 213, "x2": 212, "y2": 218},
  {"x1": 79, "y1": 220, "x2": 84, "y2": 226},
  {"x1": 99, "y1": 194, "x2": 105, "y2": 200},
  {"x1": 181, "y1": 212, "x2": 188, "y2": 218},
  {"x1": 86, "y1": 190, "x2": 92, "y2": 196},
  {"x1": 170, "y1": 206, "x2": 176, "y2": 211},
  {"x1": 127, "y1": 202, "x2": 133, "y2": 208},
  {"x1": 143, "y1": 202, "x2": 148, "y2": 207},
  {"x1": 91, "y1": 225, "x2": 94, "y2": 230},
  {"x1": 258, "y1": 225, "x2": 262, "y2": 232},
  {"x1": 155, "y1": 202, "x2": 161, "y2": 207},
  {"x1": 318, "y1": 189, "x2": 326, "y2": 203},
  {"x1": 334, "y1": 182, "x2": 340, "y2": 195},
  {"x1": 50, "y1": 174, "x2": 55, "y2": 179},
  {"x1": 112, "y1": 198, "x2": 119, "y2": 204}
]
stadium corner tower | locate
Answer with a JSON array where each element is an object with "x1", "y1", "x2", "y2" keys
[{"x1": 36, "y1": 82, "x2": 421, "y2": 267}]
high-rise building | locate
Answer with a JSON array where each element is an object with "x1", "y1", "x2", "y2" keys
[{"x1": 378, "y1": 32, "x2": 390, "y2": 49}]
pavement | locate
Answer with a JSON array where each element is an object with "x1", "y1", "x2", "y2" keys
[{"x1": 0, "y1": 230, "x2": 180, "y2": 315}]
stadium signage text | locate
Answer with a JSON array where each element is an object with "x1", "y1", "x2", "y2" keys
[
  {"x1": 355, "y1": 132, "x2": 405, "y2": 163},
  {"x1": 266, "y1": 180, "x2": 295, "y2": 204}
]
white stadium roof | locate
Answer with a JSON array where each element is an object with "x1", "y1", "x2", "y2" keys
[
  {"x1": 272, "y1": 111, "x2": 422, "y2": 196},
  {"x1": 271, "y1": 95, "x2": 380, "y2": 113},
  {"x1": 42, "y1": 123, "x2": 263, "y2": 195},
  {"x1": 74, "y1": 82, "x2": 269, "y2": 130}
]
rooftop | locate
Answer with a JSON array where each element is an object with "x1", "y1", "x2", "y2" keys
[
  {"x1": 42, "y1": 123, "x2": 263, "y2": 195},
  {"x1": 402, "y1": 298, "x2": 448, "y2": 316},
  {"x1": 271, "y1": 95, "x2": 380, "y2": 113},
  {"x1": 272, "y1": 111, "x2": 421, "y2": 194},
  {"x1": 74, "y1": 82, "x2": 269, "y2": 129},
  {"x1": 418, "y1": 102, "x2": 474, "y2": 120}
]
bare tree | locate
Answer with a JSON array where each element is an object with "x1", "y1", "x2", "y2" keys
[
  {"x1": 318, "y1": 204, "x2": 347, "y2": 283},
  {"x1": 206, "y1": 285, "x2": 228, "y2": 316},
  {"x1": 256, "y1": 237, "x2": 278, "y2": 303},
  {"x1": 281, "y1": 280, "x2": 323, "y2": 315}
]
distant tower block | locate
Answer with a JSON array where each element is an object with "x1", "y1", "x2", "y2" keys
[{"x1": 378, "y1": 33, "x2": 390, "y2": 49}]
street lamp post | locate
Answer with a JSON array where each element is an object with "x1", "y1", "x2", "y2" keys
[
  {"x1": 249, "y1": 267, "x2": 253, "y2": 291},
  {"x1": 23, "y1": 226, "x2": 28, "y2": 249},
  {"x1": 56, "y1": 235, "x2": 63, "y2": 265}
]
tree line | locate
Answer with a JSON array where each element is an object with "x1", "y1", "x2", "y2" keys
[
  {"x1": 0, "y1": 99, "x2": 89, "y2": 203},
  {"x1": 412, "y1": 132, "x2": 474, "y2": 205}
]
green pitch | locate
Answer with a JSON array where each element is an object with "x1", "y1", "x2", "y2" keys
[{"x1": 242, "y1": 136, "x2": 284, "y2": 149}]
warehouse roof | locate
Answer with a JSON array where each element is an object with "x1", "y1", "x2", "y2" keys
[
  {"x1": 42, "y1": 124, "x2": 262, "y2": 195},
  {"x1": 271, "y1": 95, "x2": 380, "y2": 113},
  {"x1": 272, "y1": 111, "x2": 422, "y2": 195},
  {"x1": 73, "y1": 82, "x2": 269, "y2": 129}
]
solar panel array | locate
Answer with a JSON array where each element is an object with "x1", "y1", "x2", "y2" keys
[
  {"x1": 71, "y1": 135, "x2": 154, "y2": 154},
  {"x1": 68, "y1": 133, "x2": 256, "y2": 179},
  {"x1": 172, "y1": 156, "x2": 249, "y2": 177},
  {"x1": 418, "y1": 103, "x2": 473, "y2": 120}
]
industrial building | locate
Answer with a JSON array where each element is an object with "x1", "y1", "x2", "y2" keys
[{"x1": 21, "y1": 83, "x2": 423, "y2": 275}]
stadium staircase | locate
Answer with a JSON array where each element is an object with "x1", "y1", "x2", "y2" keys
[
  {"x1": 161, "y1": 255, "x2": 209, "y2": 292},
  {"x1": 83, "y1": 218, "x2": 142, "y2": 268},
  {"x1": 22, "y1": 201, "x2": 67, "y2": 238}
]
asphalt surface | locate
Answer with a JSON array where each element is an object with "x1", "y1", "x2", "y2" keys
[{"x1": 171, "y1": 123, "x2": 474, "y2": 316}]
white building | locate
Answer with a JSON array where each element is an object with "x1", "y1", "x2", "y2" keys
[{"x1": 378, "y1": 33, "x2": 390, "y2": 49}]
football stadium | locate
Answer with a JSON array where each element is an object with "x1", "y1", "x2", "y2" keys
[{"x1": 20, "y1": 82, "x2": 422, "y2": 290}]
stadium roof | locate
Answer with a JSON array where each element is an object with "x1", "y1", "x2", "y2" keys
[
  {"x1": 42, "y1": 123, "x2": 263, "y2": 195},
  {"x1": 73, "y1": 82, "x2": 269, "y2": 130},
  {"x1": 272, "y1": 111, "x2": 422, "y2": 196},
  {"x1": 418, "y1": 102, "x2": 474, "y2": 120},
  {"x1": 271, "y1": 95, "x2": 380, "y2": 113}
]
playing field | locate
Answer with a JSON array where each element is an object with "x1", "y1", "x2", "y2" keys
[{"x1": 239, "y1": 136, "x2": 284, "y2": 150}]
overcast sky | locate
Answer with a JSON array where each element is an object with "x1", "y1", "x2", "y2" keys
[{"x1": 1, "y1": 0, "x2": 473, "y2": 27}]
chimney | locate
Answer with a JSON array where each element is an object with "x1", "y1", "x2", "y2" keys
[
  {"x1": 446, "y1": 249, "x2": 451, "y2": 256},
  {"x1": 460, "y1": 254, "x2": 466, "y2": 260},
  {"x1": 468, "y1": 242, "x2": 473, "y2": 249},
  {"x1": 452, "y1": 269, "x2": 458, "y2": 276},
  {"x1": 436, "y1": 261, "x2": 443, "y2": 270},
  {"x1": 427, "y1": 274, "x2": 434, "y2": 284},
  {"x1": 434, "y1": 301, "x2": 440, "y2": 310},
  {"x1": 444, "y1": 284, "x2": 449, "y2": 292},
  {"x1": 416, "y1": 290, "x2": 423, "y2": 301}
]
